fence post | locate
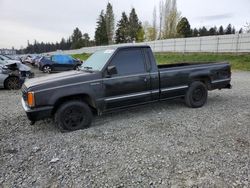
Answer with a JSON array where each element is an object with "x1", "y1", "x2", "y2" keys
[
  {"x1": 184, "y1": 38, "x2": 187, "y2": 54},
  {"x1": 216, "y1": 37, "x2": 219, "y2": 53},
  {"x1": 174, "y1": 39, "x2": 176, "y2": 52},
  {"x1": 236, "y1": 33, "x2": 240, "y2": 54},
  {"x1": 161, "y1": 40, "x2": 164, "y2": 52},
  {"x1": 199, "y1": 37, "x2": 202, "y2": 52}
]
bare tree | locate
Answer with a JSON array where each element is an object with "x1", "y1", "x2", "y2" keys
[
  {"x1": 163, "y1": 0, "x2": 171, "y2": 38},
  {"x1": 159, "y1": 0, "x2": 164, "y2": 39},
  {"x1": 164, "y1": 0, "x2": 181, "y2": 38},
  {"x1": 152, "y1": 6, "x2": 157, "y2": 40},
  {"x1": 245, "y1": 22, "x2": 250, "y2": 33}
]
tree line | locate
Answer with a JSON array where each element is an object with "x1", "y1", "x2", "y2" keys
[
  {"x1": 17, "y1": 29, "x2": 94, "y2": 54},
  {"x1": 18, "y1": 1, "x2": 248, "y2": 54}
]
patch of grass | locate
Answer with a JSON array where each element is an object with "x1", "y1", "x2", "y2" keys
[
  {"x1": 71, "y1": 53, "x2": 91, "y2": 61},
  {"x1": 72, "y1": 52, "x2": 250, "y2": 71},
  {"x1": 155, "y1": 52, "x2": 250, "y2": 71}
]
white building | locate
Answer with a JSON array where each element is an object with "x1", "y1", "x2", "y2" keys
[{"x1": 0, "y1": 49, "x2": 17, "y2": 55}]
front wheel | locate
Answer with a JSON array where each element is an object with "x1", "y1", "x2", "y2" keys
[
  {"x1": 42, "y1": 65, "x2": 52, "y2": 73},
  {"x1": 185, "y1": 81, "x2": 208, "y2": 108},
  {"x1": 4, "y1": 77, "x2": 20, "y2": 90},
  {"x1": 55, "y1": 100, "x2": 93, "y2": 131},
  {"x1": 74, "y1": 65, "x2": 81, "y2": 71}
]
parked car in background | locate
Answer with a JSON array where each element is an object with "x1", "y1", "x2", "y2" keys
[
  {"x1": 32, "y1": 56, "x2": 42, "y2": 67},
  {"x1": 23, "y1": 55, "x2": 33, "y2": 65},
  {"x1": 38, "y1": 55, "x2": 82, "y2": 73},
  {"x1": 0, "y1": 57, "x2": 34, "y2": 90}
]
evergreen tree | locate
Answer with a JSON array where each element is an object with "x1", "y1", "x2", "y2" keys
[
  {"x1": 239, "y1": 28, "x2": 243, "y2": 34},
  {"x1": 208, "y1": 26, "x2": 217, "y2": 36},
  {"x1": 219, "y1": 26, "x2": 224, "y2": 35},
  {"x1": 128, "y1": 8, "x2": 142, "y2": 42},
  {"x1": 225, "y1": 24, "x2": 232, "y2": 34},
  {"x1": 192, "y1": 28, "x2": 199, "y2": 37},
  {"x1": 83, "y1": 33, "x2": 90, "y2": 47},
  {"x1": 95, "y1": 10, "x2": 108, "y2": 46},
  {"x1": 232, "y1": 27, "x2": 236, "y2": 34},
  {"x1": 71, "y1": 27, "x2": 84, "y2": 49},
  {"x1": 105, "y1": 3, "x2": 115, "y2": 44},
  {"x1": 176, "y1": 17, "x2": 191, "y2": 37},
  {"x1": 115, "y1": 12, "x2": 129, "y2": 43},
  {"x1": 199, "y1": 27, "x2": 208, "y2": 36},
  {"x1": 59, "y1": 38, "x2": 66, "y2": 50}
]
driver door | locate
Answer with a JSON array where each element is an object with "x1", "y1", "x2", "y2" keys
[{"x1": 103, "y1": 48, "x2": 151, "y2": 110}]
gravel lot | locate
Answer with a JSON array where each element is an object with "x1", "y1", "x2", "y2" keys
[{"x1": 0, "y1": 71, "x2": 249, "y2": 187}]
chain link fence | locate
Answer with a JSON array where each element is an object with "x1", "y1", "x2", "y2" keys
[{"x1": 48, "y1": 33, "x2": 250, "y2": 55}]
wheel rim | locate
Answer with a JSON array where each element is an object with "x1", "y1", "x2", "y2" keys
[
  {"x1": 192, "y1": 87, "x2": 204, "y2": 102},
  {"x1": 62, "y1": 106, "x2": 85, "y2": 129},
  {"x1": 43, "y1": 66, "x2": 51, "y2": 73},
  {"x1": 7, "y1": 77, "x2": 19, "y2": 90}
]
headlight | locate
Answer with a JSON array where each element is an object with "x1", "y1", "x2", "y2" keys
[{"x1": 27, "y1": 92, "x2": 35, "y2": 107}]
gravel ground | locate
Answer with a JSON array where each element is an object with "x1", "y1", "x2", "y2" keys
[{"x1": 0, "y1": 71, "x2": 249, "y2": 187}]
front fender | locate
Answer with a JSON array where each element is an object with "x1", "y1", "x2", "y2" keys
[{"x1": 35, "y1": 83, "x2": 99, "y2": 108}]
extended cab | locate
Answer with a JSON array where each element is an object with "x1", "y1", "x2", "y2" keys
[{"x1": 21, "y1": 46, "x2": 232, "y2": 131}]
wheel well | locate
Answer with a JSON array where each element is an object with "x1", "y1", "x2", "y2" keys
[
  {"x1": 192, "y1": 77, "x2": 212, "y2": 90},
  {"x1": 42, "y1": 64, "x2": 51, "y2": 68},
  {"x1": 52, "y1": 94, "x2": 97, "y2": 115}
]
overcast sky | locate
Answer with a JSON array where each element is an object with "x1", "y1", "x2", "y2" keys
[{"x1": 0, "y1": 0, "x2": 249, "y2": 49}]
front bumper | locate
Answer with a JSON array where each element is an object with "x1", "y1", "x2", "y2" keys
[{"x1": 21, "y1": 98, "x2": 53, "y2": 122}]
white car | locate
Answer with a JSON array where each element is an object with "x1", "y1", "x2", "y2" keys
[{"x1": 0, "y1": 55, "x2": 33, "y2": 89}]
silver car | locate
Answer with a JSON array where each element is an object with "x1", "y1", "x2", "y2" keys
[{"x1": 0, "y1": 55, "x2": 33, "y2": 90}]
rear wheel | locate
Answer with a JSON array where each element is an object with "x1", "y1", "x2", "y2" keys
[
  {"x1": 55, "y1": 100, "x2": 93, "y2": 131},
  {"x1": 4, "y1": 77, "x2": 20, "y2": 90},
  {"x1": 185, "y1": 81, "x2": 208, "y2": 108},
  {"x1": 42, "y1": 65, "x2": 52, "y2": 73},
  {"x1": 74, "y1": 64, "x2": 81, "y2": 71}
]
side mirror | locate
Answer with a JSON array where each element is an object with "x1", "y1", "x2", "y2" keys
[{"x1": 107, "y1": 65, "x2": 117, "y2": 76}]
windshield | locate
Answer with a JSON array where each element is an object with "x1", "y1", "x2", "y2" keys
[
  {"x1": 0, "y1": 55, "x2": 12, "y2": 61},
  {"x1": 81, "y1": 49, "x2": 115, "y2": 71},
  {"x1": 0, "y1": 59, "x2": 6, "y2": 65}
]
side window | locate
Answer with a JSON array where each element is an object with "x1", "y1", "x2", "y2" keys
[
  {"x1": 65, "y1": 56, "x2": 74, "y2": 64},
  {"x1": 52, "y1": 55, "x2": 69, "y2": 64},
  {"x1": 51, "y1": 55, "x2": 59, "y2": 63},
  {"x1": 109, "y1": 49, "x2": 145, "y2": 76}
]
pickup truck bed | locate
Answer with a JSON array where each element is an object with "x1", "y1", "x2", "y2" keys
[{"x1": 21, "y1": 45, "x2": 231, "y2": 131}]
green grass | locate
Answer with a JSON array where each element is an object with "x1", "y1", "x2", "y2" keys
[
  {"x1": 72, "y1": 52, "x2": 250, "y2": 71},
  {"x1": 72, "y1": 53, "x2": 91, "y2": 60}
]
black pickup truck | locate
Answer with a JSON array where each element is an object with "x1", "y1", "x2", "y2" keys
[{"x1": 21, "y1": 46, "x2": 231, "y2": 131}]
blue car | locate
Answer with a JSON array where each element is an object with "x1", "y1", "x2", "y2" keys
[{"x1": 38, "y1": 55, "x2": 82, "y2": 73}]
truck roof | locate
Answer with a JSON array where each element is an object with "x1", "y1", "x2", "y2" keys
[{"x1": 116, "y1": 45, "x2": 150, "y2": 50}]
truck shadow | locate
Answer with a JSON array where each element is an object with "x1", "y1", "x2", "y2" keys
[
  {"x1": 92, "y1": 95, "x2": 228, "y2": 128},
  {"x1": 17, "y1": 95, "x2": 228, "y2": 133}
]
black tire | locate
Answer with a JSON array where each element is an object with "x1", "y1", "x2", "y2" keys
[
  {"x1": 74, "y1": 64, "x2": 81, "y2": 71},
  {"x1": 4, "y1": 77, "x2": 20, "y2": 90},
  {"x1": 55, "y1": 100, "x2": 93, "y2": 131},
  {"x1": 185, "y1": 81, "x2": 208, "y2": 108},
  {"x1": 42, "y1": 65, "x2": 52, "y2": 73}
]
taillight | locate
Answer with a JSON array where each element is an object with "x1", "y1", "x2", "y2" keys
[{"x1": 27, "y1": 92, "x2": 35, "y2": 107}]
